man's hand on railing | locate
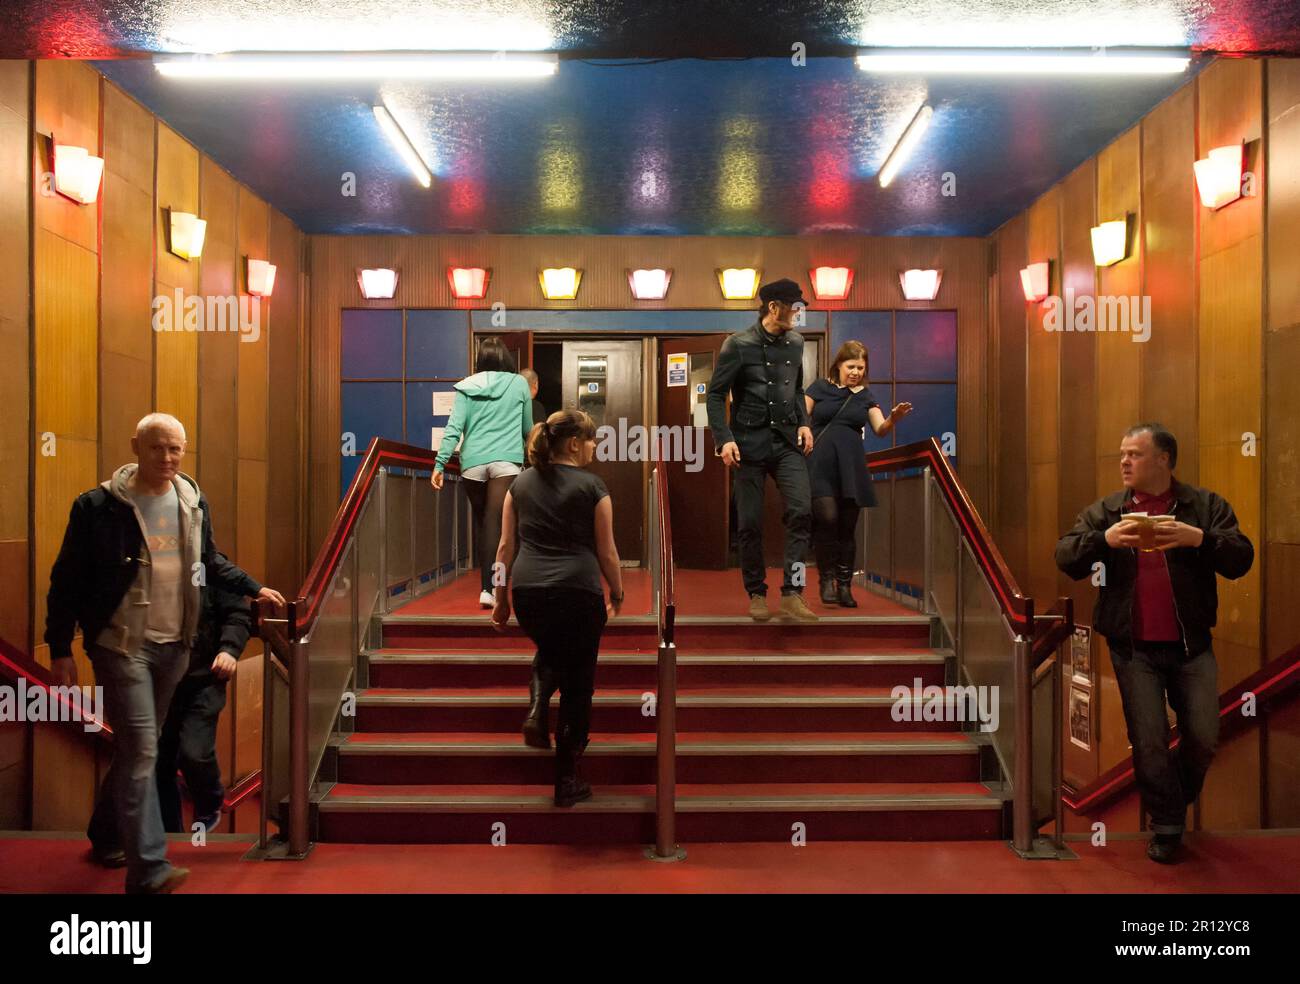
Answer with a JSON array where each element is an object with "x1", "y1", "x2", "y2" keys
[
  {"x1": 430, "y1": 470, "x2": 444, "y2": 491},
  {"x1": 256, "y1": 586, "x2": 286, "y2": 607},
  {"x1": 51, "y1": 655, "x2": 77, "y2": 688},
  {"x1": 490, "y1": 586, "x2": 511, "y2": 632}
]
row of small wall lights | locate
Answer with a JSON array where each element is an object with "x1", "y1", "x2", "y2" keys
[{"x1": 356, "y1": 265, "x2": 946, "y2": 301}]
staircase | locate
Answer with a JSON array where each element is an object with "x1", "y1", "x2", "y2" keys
[{"x1": 313, "y1": 605, "x2": 1008, "y2": 844}]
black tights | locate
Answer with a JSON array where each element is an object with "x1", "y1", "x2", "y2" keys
[
  {"x1": 812, "y1": 496, "x2": 860, "y2": 580},
  {"x1": 464, "y1": 476, "x2": 514, "y2": 592}
]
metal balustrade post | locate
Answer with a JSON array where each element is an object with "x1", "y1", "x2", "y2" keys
[
  {"x1": 923, "y1": 467, "x2": 933, "y2": 615},
  {"x1": 1012, "y1": 635, "x2": 1033, "y2": 855},
  {"x1": 287, "y1": 632, "x2": 312, "y2": 858},
  {"x1": 378, "y1": 468, "x2": 389, "y2": 614}
]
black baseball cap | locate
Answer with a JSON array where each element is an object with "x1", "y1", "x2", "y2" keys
[{"x1": 758, "y1": 278, "x2": 805, "y2": 306}]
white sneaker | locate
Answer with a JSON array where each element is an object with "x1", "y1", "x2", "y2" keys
[{"x1": 479, "y1": 590, "x2": 495, "y2": 608}]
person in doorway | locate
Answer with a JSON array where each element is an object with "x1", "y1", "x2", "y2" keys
[
  {"x1": 520, "y1": 367, "x2": 547, "y2": 426},
  {"x1": 431, "y1": 337, "x2": 533, "y2": 608},
  {"x1": 804, "y1": 341, "x2": 912, "y2": 607},
  {"x1": 489, "y1": 409, "x2": 624, "y2": 807},
  {"x1": 706, "y1": 277, "x2": 818, "y2": 622},
  {"x1": 1055, "y1": 423, "x2": 1253, "y2": 864},
  {"x1": 46, "y1": 412, "x2": 284, "y2": 894}
]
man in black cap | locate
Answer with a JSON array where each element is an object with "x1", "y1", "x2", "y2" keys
[{"x1": 706, "y1": 278, "x2": 819, "y2": 622}]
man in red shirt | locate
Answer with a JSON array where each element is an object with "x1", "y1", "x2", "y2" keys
[{"x1": 1055, "y1": 423, "x2": 1253, "y2": 864}]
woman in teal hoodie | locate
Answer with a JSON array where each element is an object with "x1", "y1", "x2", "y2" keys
[{"x1": 431, "y1": 337, "x2": 533, "y2": 607}]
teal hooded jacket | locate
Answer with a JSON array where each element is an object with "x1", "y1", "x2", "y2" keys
[{"x1": 433, "y1": 371, "x2": 533, "y2": 473}]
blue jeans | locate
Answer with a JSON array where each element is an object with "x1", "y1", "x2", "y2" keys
[
  {"x1": 86, "y1": 640, "x2": 190, "y2": 892},
  {"x1": 1109, "y1": 641, "x2": 1219, "y2": 835}
]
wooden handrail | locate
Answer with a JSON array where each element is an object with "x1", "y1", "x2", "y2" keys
[
  {"x1": 294, "y1": 438, "x2": 455, "y2": 637},
  {"x1": 1064, "y1": 642, "x2": 1300, "y2": 814},
  {"x1": 1031, "y1": 597, "x2": 1075, "y2": 670},
  {"x1": 0, "y1": 633, "x2": 113, "y2": 739},
  {"x1": 866, "y1": 437, "x2": 1035, "y2": 635}
]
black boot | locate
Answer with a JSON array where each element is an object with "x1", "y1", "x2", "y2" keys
[
  {"x1": 521, "y1": 667, "x2": 555, "y2": 749},
  {"x1": 554, "y1": 723, "x2": 592, "y2": 808},
  {"x1": 819, "y1": 573, "x2": 838, "y2": 606},
  {"x1": 835, "y1": 563, "x2": 858, "y2": 608}
]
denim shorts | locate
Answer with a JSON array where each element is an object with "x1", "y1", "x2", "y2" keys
[{"x1": 461, "y1": 460, "x2": 522, "y2": 482}]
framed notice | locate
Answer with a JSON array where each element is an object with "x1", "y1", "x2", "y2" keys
[
  {"x1": 1070, "y1": 625, "x2": 1092, "y2": 685},
  {"x1": 1069, "y1": 686, "x2": 1092, "y2": 751},
  {"x1": 666, "y1": 352, "x2": 688, "y2": 387}
]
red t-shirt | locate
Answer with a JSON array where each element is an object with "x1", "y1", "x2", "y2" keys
[{"x1": 1126, "y1": 487, "x2": 1181, "y2": 642}]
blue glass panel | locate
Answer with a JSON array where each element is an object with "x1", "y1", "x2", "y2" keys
[
  {"x1": 406, "y1": 381, "x2": 459, "y2": 452},
  {"x1": 407, "y1": 310, "x2": 470, "y2": 379},
  {"x1": 340, "y1": 382, "x2": 404, "y2": 497},
  {"x1": 893, "y1": 383, "x2": 958, "y2": 464},
  {"x1": 830, "y1": 311, "x2": 892, "y2": 382},
  {"x1": 342, "y1": 309, "x2": 403, "y2": 380},
  {"x1": 895, "y1": 310, "x2": 957, "y2": 381}
]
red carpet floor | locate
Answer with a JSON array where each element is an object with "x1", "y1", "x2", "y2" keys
[
  {"x1": 396, "y1": 569, "x2": 915, "y2": 619},
  {"x1": 3, "y1": 833, "x2": 1298, "y2": 893}
]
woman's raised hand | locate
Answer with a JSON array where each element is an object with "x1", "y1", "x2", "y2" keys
[{"x1": 891, "y1": 402, "x2": 914, "y2": 421}]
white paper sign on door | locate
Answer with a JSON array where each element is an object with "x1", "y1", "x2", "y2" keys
[
  {"x1": 430, "y1": 426, "x2": 446, "y2": 451},
  {"x1": 666, "y1": 353, "x2": 688, "y2": 387}
]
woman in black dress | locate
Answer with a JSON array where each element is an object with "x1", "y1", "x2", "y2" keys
[{"x1": 804, "y1": 340, "x2": 913, "y2": 607}]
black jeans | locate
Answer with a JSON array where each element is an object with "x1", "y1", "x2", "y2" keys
[
  {"x1": 157, "y1": 674, "x2": 228, "y2": 832},
  {"x1": 511, "y1": 587, "x2": 607, "y2": 751},
  {"x1": 733, "y1": 439, "x2": 812, "y2": 596},
  {"x1": 812, "y1": 496, "x2": 860, "y2": 580},
  {"x1": 1109, "y1": 640, "x2": 1219, "y2": 834}
]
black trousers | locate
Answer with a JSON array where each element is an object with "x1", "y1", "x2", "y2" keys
[
  {"x1": 1109, "y1": 640, "x2": 1219, "y2": 834},
  {"x1": 732, "y1": 439, "x2": 812, "y2": 596},
  {"x1": 156, "y1": 674, "x2": 228, "y2": 833},
  {"x1": 511, "y1": 587, "x2": 607, "y2": 750},
  {"x1": 812, "y1": 496, "x2": 860, "y2": 580}
]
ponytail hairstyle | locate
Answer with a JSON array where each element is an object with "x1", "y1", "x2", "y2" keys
[{"x1": 527, "y1": 408, "x2": 597, "y2": 472}]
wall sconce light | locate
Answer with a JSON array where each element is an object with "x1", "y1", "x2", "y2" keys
[
  {"x1": 52, "y1": 138, "x2": 104, "y2": 205},
  {"x1": 245, "y1": 258, "x2": 277, "y2": 297},
  {"x1": 717, "y1": 268, "x2": 761, "y2": 300},
  {"x1": 357, "y1": 268, "x2": 399, "y2": 299},
  {"x1": 809, "y1": 266, "x2": 854, "y2": 300},
  {"x1": 899, "y1": 269, "x2": 942, "y2": 301},
  {"x1": 167, "y1": 209, "x2": 207, "y2": 259},
  {"x1": 628, "y1": 268, "x2": 672, "y2": 300},
  {"x1": 1019, "y1": 261, "x2": 1050, "y2": 303},
  {"x1": 448, "y1": 267, "x2": 490, "y2": 299},
  {"x1": 1090, "y1": 218, "x2": 1129, "y2": 266},
  {"x1": 1193, "y1": 144, "x2": 1244, "y2": 209},
  {"x1": 539, "y1": 267, "x2": 582, "y2": 300}
]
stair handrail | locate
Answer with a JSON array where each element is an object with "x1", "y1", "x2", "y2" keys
[
  {"x1": 650, "y1": 447, "x2": 679, "y2": 860},
  {"x1": 864, "y1": 437, "x2": 1073, "y2": 855}
]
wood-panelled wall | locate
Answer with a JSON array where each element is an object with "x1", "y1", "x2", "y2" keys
[
  {"x1": 307, "y1": 234, "x2": 992, "y2": 557},
  {"x1": 989, "y1": 57, "x2": 1300, "y2": 830},
  {"x1": 0, "y1": 60, "x2": 32, "y2": 828},
  {"x1": 1, "y1": 60, "x2": 308, "y2": 832}
]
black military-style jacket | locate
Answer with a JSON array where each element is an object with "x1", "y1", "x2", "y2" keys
[{"x1": 706, "y1": 319, "x2": 809, "y2": 461}]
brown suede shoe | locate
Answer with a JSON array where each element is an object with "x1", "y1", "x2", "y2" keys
[
  {"x1": 748, "y1": 594, "x2": 772, "y2": 621},
  {"x1": 138, "y1": 867, "x2": 189, "y2": 894},
  {"x1": 780, "y1": 593, "x2": 819, "y2": 622}
]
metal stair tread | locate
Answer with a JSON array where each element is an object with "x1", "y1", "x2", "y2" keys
[
  {"x1": 365, "y1": 650, "x2": 949, "y2": 664},
  {"x1": 355, "y1": 684, "x2": 916, "y2": 706}
]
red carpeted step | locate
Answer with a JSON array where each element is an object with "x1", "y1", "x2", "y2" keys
[
  {"x1": 365, "y1": 650, "x2": 948, "y2": 689},
  {"x1": 351, "y1": 685, "x2": 966, "y2": 734},
  {"x1": 380, "y1": 616, "x2": 661, "y2": 652},
  {"x1": 314, "y1": 781, "x2": 1003, "y2": 843},
  {"x1": 333, "y1": 730, "x2": 982, "y2": 786}
]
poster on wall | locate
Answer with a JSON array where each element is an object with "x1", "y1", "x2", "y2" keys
[
  {"x1": 1071, "y1": 625, "x2": 1092, "y2": 685},
  {"x1": 1069, "y1": 686, "x2": 1092, "y2": 751},
  {"x1": 432, "y1": 391, "x2": 455, "y2": 417},
  {"x1": 666, "y1": 353, "x2": 687, "y2": 386}
]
